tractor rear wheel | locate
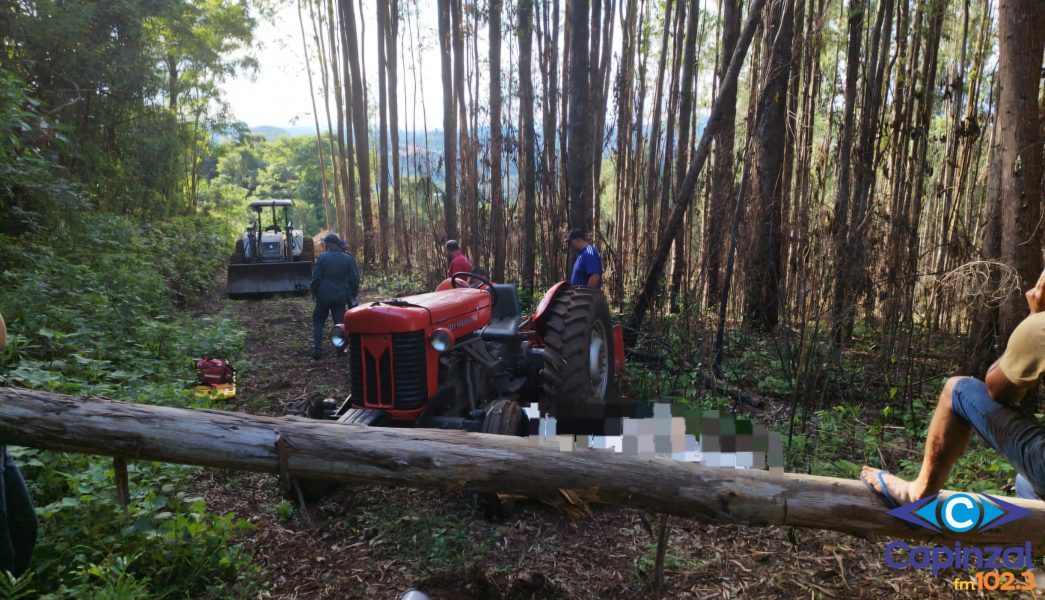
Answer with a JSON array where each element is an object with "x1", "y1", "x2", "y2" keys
[
  {"x1": 231, "y1": 239, "x2": 246, "y2": 264},
  {"x1": 478, "y1": 398, "x2": 526, "y2": 520},
  {"x1": 541, "y1": 287, "x2": 617, "y2": 421},
  {"x1": 283, "y1": 396, "x2": 338, "y2": 502}
]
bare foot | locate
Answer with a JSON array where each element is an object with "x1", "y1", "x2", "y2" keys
[{"x1": 860, "y1": 466, "x2": 924, "y2": 505}]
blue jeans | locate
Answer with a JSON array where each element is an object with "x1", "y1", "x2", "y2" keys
[
  {"x1": 312, "y1": 300, "x2": 346, "y2": 356},
  {"x1": 950, "y1": 378, "x2": 1045, "y2": 500},
  {"x1": 0, "y1": 446, "x2": 37, "y2": 576}
]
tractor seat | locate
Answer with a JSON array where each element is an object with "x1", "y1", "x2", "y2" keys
[{"x1": 483, "y1": 284, "x2": 522, "y2": 338}]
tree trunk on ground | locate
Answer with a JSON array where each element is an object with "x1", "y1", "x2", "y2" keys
[
  {"x1": 2, "y1": 388, "x2": 1043, "y2": 547},
  {"x1": 742, "y1": 0, "x2": 794, "y2": 331}
]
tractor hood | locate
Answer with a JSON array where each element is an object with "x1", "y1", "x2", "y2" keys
[{"x1": 344, "y1": 287, "x2": 492, "y2": 335}]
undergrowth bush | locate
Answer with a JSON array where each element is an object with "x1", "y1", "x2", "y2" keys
[{"x1": 0, "y1": 212, "x2": 256, "y2": 598}]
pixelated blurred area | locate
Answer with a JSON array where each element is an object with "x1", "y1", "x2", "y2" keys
[{"x1": 523, "y1": 403, "x2": 784, "y2": 474}]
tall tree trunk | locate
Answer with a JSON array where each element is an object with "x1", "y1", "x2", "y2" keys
[
  {"x1": 337, "y1": 0, "x2": 358, "y2": 242},
  {"x1": 703, "y1": 0, "x2": 740, "y2": 307},
  {"x1": 628, "y1": 0, "x2": 769, "y2": 341},
  {"x1": 519, "y1": 0, "x2": 537, "y2": 296},
  {"x1": 437, "y1": 0, "x2": 458, "y2": 242},
  {"x1": 996, "y1": 0, "x2": 1044, "y2": 339},
  {"x1": 566, "y1": 0, "x2": 593, "y2": 232},
  {"x1": 452, "y1": 0, "x2": 476, "y2": 256},
  {"x1": 489, "y1": 0, "x2": 506, "y2": 282},
  {"x1": 742, "y1": 0, "x2": 794, "y2": 331},
  {"x1": 323, "y1": 0, "x2": 351, "y2": 241},
  {"x1": 613, "y1": 0, "x2": 641, "y2": 305},
  {"x1": 827, "y1": 0, "x2": 864, "y2": 343},
  {"x1": 376, "y1": 0, "x2": 391, "y2": 266},
  {"x1": 971, "y1": 0, "x2": 1045, "y2": 373},
  {"x1": 309, "y1": 0, "x2": 346, "y2": 238},
  {"x1": 385, "y1": 0, "x2": 406, "y2": 266},
  {"x1": 298, "y1": 0, "x2": 332, "y2": 232},
  {"x1": 669, "y1": 0, "x2": 701, "y2": 313},
  {"x1": 339, "y1": 0, "x2": 374, "y2": 263}
]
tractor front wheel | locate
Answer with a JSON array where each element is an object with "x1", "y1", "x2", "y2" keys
[
  {"x1": 478, "y1": 398, "x2": 526, "y2": 520},
  {"x1": 541, "y1": 287, "x2": 617, "y2": 422}
]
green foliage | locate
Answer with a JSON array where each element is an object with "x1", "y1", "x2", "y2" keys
[
  {"x1": 0, "y1": 570, "x2": 37, "y2": 600},
  {"x1": 275, "y1": 499, "x2": 294, "y2": 523},
  {"x1": 2, "y1": 1, "x2": 267, "y2": 221},
  {"x1": 0, "y1": 70, "x2": 86, "y2": 236},
  {"x1": 0, "y1": 210, "x2": 255, "y2": 597}
]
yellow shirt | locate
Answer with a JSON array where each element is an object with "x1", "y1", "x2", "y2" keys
[{"x1": 999, "y1": 312, "x2": 1045, "y2": 385}]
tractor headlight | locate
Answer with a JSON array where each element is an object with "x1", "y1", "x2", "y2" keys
[
  {"x1": 429, "y1": 329, "x2": 453, "y2": 353},
  {"x1": 331, "y1": 325, "x2": 347, "y2": 348}
]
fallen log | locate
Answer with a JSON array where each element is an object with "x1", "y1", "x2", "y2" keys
[{"x1": 1, "y1": 386, "x2": 1043, "y2": 548}]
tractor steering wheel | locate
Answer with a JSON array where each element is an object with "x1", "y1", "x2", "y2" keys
[{"x1": 449, "y1": 271, "x2": 497, "y2": 305}]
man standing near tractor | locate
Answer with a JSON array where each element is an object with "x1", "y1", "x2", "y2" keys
[
  {"x1": 311, "y1": 233, "x2": 360, "y2": 360},
  {"x1": 566, "y1": 228, "x2": 603, "y2": 289},
  {"x1": 445, "y1": 240, "x2": 472, "y2": 279},
  {"x1": 0, "y1": 312, "x2": 37, "y2": 577}
]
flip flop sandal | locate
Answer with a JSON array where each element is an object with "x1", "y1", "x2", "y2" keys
[{"x1": 861, "y1": 470, "x2": 900, "y2": 509}]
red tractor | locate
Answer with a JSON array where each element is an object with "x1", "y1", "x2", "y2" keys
[{"x1": 304, "y1": 272, "x2": 628, "y2": 439}]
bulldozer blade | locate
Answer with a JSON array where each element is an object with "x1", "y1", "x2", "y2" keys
[{"x1": 227, "y1": 261, "x2": 313, "y2": 298}]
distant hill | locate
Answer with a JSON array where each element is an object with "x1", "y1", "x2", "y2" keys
[{"x1": 250, "y1": 125, "x2": 290, "y2": 140}]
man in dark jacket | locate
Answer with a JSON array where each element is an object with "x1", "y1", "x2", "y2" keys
[
  {"x1": 311, "y1": 234, "x2": 361, "y2": 359},
  {"x1": 0, "y1": 313, "x2": 37, "y2": 577}
]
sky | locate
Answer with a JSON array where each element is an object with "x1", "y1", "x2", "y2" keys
[
  {"x1": 221, "y1": 0, "x2": 447, "y2": 130},
  {"x1": 220, "y1": 0, "x2": 724, "y2": 134}
]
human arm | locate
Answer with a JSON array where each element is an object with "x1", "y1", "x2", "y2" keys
[
  {"x1": 985, "y1": 359, "x2": 1033, "y2": 405},
  {"x1": 347, "y1": 255, "x2": 361, "y2": 299},
  {"x1": 310, "y1": 255, "x2": 323, "y2": 298},
  {"x1": 987, "y1": 271, "x2": 1045, "y2": 404},
  {"x1": 582, "y1": 248, "x2": 603, "y2": 288}
]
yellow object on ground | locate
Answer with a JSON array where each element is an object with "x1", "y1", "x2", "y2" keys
[{"x1": 193, "y1": 384, "x2": 236, "y2": 401}]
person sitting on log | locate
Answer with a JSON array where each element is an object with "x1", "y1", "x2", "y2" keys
[
  {"x1": 861, "y1": 271, "x2": 1045, "y2": 506},
  {"x1": 0, "y1": 312, "x2": 38, "y2": 576}
]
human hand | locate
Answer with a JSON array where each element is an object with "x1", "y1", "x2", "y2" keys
[{"x1": 1025, "y1": 269, "x2": 1045, "y2": 314}]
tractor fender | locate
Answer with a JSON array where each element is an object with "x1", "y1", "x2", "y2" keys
[{"x1": 531, "y1": 281, "x2": 569, "y2": 337}]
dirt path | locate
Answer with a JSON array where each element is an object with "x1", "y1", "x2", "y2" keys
[{"x1": 193, "y1": 293, "x2": 970, "y2": 599}]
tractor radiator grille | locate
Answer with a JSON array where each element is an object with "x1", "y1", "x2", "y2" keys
[
  {"x1": 391, "y1": 331, "x2": 426, "y2": 409},
  {"x1": 349, "y1": 334, "x2": 363, "y2": 402},
  {"x1": 348, "y1": 331, "x2": 427, "y2": 410}
]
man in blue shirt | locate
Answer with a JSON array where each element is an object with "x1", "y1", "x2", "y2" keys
[{"x1": 566, "y1": 227, "x2": 602, "y2": 288}]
